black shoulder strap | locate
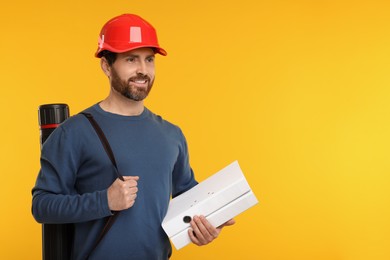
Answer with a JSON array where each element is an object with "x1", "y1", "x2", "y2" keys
[
  {"x1": 81, "y1": 112, "x2": 124, "y2": 181},
  {"x1": 80, "y1": 112, "x2": 123, "y2": 259}
]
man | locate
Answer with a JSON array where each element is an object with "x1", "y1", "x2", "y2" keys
[{"x1": 32, "y1": 14, "x2": 234, "y2": 260}]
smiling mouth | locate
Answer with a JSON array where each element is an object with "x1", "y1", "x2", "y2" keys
[
  {"x1": 133, "y1": 79, "x2": 147, "y2": 84},
  {"x1": 129, "y1": 78, "x2": 149, "y2": 87}
]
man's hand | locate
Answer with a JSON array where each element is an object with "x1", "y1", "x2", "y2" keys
[
  {"x1": 107, "y1": 176, "x2": 139, "y2": 211},
  {"x1": 188, "y1": 215, "x2": 236, "y2": 246}
]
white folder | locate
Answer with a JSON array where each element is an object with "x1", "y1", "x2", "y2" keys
[{"x1": 162, "y1": 161, "x2": 258, "y2": 250}]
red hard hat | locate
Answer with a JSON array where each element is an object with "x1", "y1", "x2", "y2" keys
[{"x1": 95, "y1": 14, "x2": 167, "y2": 58}]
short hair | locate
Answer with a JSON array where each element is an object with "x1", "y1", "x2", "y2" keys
[{"x1": 100, "y1": 50, "x2": 117, "y2": 66}]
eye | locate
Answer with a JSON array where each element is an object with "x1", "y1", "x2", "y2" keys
[
  {"x1": 146, "y1": 56, "x2": 155, "y2": 63},
  {"x1": 126, "y1": 56, "x2": 136, "y2": 62}
]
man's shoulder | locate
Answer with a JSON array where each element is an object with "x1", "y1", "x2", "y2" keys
[
  {"x1": 57, "y1": 104, "x2": 96, "y2": 131},
  {"x1": 147, "y1": 109, "x2": 183, "y2": 133}
]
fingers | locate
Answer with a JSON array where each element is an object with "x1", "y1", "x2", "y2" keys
[
  {"x1": 188, "y1": 216, "x2": 219, "y2": 246},
  {"x1": 217, "y1": 218, "x2": 236, "y2": 229},
  {"x1": 122, "y1": 176, "x2": 139, "y2": 187},
  {"x1": 107, "y1": 176, "x2": 139, "y2": 211},
  {"x1": 122, "y1": 175, "x2": 140, "y2": 181}
]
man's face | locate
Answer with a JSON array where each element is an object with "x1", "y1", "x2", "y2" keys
[{"x1": 109, "y1": 48, "x2": 156, "y2": 101}]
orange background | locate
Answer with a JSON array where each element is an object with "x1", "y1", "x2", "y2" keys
[{"x1": 1, "y1": 1, "x2": 390, "y2": 259}]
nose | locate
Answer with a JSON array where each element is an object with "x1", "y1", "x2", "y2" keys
[{"x1": 136, "y1": 60, "x2": 147, "y2": 75}]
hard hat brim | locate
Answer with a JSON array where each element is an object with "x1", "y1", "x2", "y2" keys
[{"x1": 95, "y1": 43, "x2": 167, "y2": 58}]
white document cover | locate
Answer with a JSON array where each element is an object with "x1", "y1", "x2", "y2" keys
[{"x1": 162, "y1": 161, "x2": 258, "y2": 249}]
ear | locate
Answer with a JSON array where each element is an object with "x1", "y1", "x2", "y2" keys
[{"x1": 100, "y1": 57, "x2": 111, "y2": 77}]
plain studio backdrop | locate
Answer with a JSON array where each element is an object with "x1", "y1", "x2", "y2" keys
[{"x1": 1, "y1": 1, "x2": 389, "y2": 259}]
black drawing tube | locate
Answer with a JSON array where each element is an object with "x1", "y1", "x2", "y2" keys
[{"x1": 38, "y1": 104, "x2": 73, "y2": 260}]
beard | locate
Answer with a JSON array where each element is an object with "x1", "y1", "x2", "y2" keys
[{"x1": 110, "y1": 68, "x2": 154, "y2": 101}]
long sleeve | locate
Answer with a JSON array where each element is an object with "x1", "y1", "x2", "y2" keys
[
  {"x1": 32, "y1": 118, "x2": 113, "y2": 224},
  {"x1": 172, "y1": 129, "x2": 198, "y2": 198}
]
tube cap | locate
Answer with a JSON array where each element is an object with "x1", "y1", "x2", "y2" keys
[{"x1": 38, "y1": 104, "x2": 70, "y2": 127}]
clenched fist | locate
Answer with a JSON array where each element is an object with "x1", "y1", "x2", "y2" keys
[{"x1": 107, "y1": 176, "x2": 139, "y2": 211}]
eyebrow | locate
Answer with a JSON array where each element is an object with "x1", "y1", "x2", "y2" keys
[{"x1": 124, "y1": 53, "x2": 155, "y2": 59}]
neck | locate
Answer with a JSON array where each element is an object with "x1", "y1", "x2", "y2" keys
[{"x1": 99, "y1": 93, "x2": 145, "y2": 116}]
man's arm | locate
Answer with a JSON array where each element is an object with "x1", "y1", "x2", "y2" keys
[{"x1": 31, "y1": 119, "x2": 114, "y2": 224}]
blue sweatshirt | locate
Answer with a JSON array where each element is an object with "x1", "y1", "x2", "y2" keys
[{"x1": 32, "y1": 104, "x2": 198, "y2": 260}]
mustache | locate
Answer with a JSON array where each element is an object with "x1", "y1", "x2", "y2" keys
[{"x1": 128, "y1": 74, "x2": 151, "y2": 83}]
